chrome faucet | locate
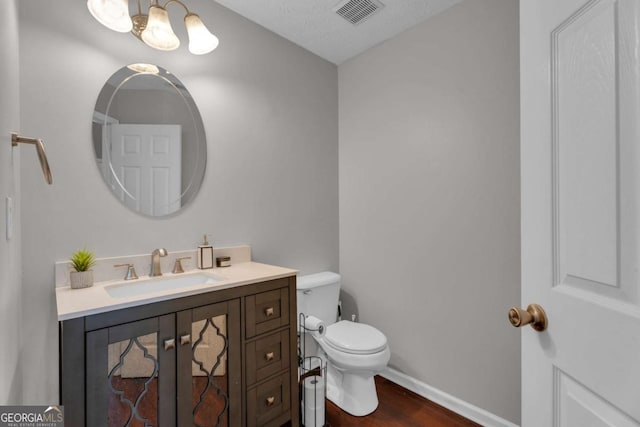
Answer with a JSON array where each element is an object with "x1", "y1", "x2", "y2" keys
[{"x1": 150, "y1": 248, "x2": 168, "y2": 277}]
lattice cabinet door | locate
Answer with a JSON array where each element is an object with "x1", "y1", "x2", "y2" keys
[
  {"x1": 176, "y1": 299, "x2": 241, "y2": 427},
  {"x1": 86, "y1": 314, "x2": 177, "y2": 427}
]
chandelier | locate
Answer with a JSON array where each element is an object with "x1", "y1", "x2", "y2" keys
[{"x1": 87, "y1": 0, "x2": 219, "y2": 55}]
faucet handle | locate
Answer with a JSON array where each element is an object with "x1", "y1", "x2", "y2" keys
[
  {"x1": 114, "y1": 263, "x2": 139, "y2": 280},
  {"x1": 172, "y1": 257, "x2": 191, "y2": 274}
]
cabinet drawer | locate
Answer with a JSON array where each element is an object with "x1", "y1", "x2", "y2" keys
[
  {"x1": 246, "y1": 329, "x2": 290, "y2": 386},
  {"x1": 246, "y1": 372, "x2": 291, "y2": 427},
  {"x1": 245, "y1": 288, "x2": 289, "y2": 338}
]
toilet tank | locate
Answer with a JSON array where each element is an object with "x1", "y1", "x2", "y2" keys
[{"x1": 297, "y1": 272, "x2": 341, "y2": 326}]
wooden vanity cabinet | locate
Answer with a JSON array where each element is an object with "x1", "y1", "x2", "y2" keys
[
  {"x1": 244, "y1": 287, "x2": 292, "y2": 427},
  {"x1": 59, "y1": 276, "x2": 299, "y2": 427}
]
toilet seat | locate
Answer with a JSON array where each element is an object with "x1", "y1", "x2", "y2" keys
[{"x1": 324, "y1": 321, "x2": 387, "y2": 355}]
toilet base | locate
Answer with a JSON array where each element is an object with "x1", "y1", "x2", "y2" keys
[{"x1": 325, "y1": 363, "x2": 379, "y2": 416}]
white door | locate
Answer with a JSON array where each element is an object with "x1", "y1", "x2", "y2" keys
[
  {"x1": 520, "y1": 0, "x2": 640, "y2": 425},
  {"x1": 107, "y1": 123, "x2": 182, "y2": 216}
]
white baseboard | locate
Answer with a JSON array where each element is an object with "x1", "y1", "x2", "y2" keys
[{"x1": 380, "y1": 368, "x2": 520, "y2": 427}]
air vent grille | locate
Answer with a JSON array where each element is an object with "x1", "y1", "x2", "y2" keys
[{"x1": 334, "y1": 0, "x2": 385, "y2": 25}]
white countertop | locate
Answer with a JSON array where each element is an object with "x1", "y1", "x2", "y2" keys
[{"x1": 56, "y1": 262, "x2": 297, "y2": 321}]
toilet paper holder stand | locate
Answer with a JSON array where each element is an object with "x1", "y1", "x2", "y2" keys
[{"x1": 299, "y1": 313, "x2": 328, "y2": 427}]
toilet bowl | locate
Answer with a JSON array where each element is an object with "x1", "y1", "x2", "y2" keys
[
  {"x1": 316, "y1": 320, "x2": 390, "y2": 416},
  {"x1": 297, "y1": 272, "x2": 390, "y2": 416}
]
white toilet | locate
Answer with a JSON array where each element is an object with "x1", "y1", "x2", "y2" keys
[{"x1": 297, "y1": 272, "x2": 390, "y2": 416}]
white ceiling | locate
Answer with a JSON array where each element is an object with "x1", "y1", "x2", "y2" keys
[{"x1": 215, "y1": 0, "x2": 463, "y2": 65}]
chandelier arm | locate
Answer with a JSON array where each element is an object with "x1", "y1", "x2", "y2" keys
[{"x1": 162, "y1": 0, "x2": 190, "y2": 14}]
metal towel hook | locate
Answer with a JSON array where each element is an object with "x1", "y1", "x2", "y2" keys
[{"x1": 11, "y1": 132, "x2": 53, "y2": 185}]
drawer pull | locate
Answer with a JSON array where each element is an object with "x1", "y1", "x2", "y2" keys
[
  {"x1": 266, "y1": 396, "x2": 276, "y2": 406},
  {"x1": 264, "y1": 307, "x2": 275, "y2": 317},
  {"x1": 265, "y1": 351, "x2": 275, "y2": 361},
  {"x1": 180, "y1": 334, "x2": 191, "y2": 346},
  {"x1": 164, "y1": 339, "x2": 175, "y2": 351}
]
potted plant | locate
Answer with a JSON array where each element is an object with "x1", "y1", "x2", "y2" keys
[{"x1": 69, "y1": 248, "x2": 96, "y2": 289}]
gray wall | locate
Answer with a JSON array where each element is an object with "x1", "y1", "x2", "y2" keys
[
  {"x1": 18, "y1": 0, "x2": 338, "y2": 402},
  {"x1": 0, "y1": 0, "x2": 22, "y2": 404},
  {"x1": 338, "y1": 0, "x2": 521, "y2": 423}
]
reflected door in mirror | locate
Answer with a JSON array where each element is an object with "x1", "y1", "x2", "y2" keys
[{"x1": 106, "y1": 124, "x2": 182, "y2": 216}]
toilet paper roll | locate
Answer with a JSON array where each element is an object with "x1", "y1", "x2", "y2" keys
[
  {"x1": 303, "y1": 315, "x2": 326, "y2": 338},
  {"x1": 303, "y1": 375, "x2": 325, "y2": 427}
]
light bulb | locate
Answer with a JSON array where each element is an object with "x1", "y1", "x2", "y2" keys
[
  {"x1": 87, "y1": 0, "x2": 132, "y2": 33},
  {"x1": 185, "y1": 13, "x2": 219, "y2": 55},
  {"x1": 141, "y1": 5, "x2": 180, "y2": 51}
]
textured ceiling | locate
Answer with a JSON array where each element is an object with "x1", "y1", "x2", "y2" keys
[{"x1": 215, "y1": 0, "x2": 463, "y2": 64}]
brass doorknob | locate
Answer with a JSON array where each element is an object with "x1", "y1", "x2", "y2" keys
[{"x1": 508, "y1": 304, "x2": 548, "y2": 332}]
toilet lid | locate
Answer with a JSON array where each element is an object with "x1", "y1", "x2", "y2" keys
[{"x1": 324, "y1": 321, "x2": 387, "y2": 355}]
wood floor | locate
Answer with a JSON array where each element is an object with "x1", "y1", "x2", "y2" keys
[
  {"x1": 109, "y1": 374, "x2": 479, "y2": 426},
  {"x1": 325, "y1": 376, "x2": 481, "y2": 427}
]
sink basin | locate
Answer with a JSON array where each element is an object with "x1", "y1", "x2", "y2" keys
[{"x1": 105, "y1": 273, "x2": 221, "y2": 298}]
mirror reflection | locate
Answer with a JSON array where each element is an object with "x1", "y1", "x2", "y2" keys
[{"x1": 93, "y1": 64, "x2": 206, "y2": 217}]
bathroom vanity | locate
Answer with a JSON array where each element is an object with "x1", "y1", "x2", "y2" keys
[{"x1": 57, "y1": 262, "x2": 299, "y2": 427}]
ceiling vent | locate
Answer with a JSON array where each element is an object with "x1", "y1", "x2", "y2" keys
[{"x1": 333, "y1": 0, "x2": 385, "y2": 26}]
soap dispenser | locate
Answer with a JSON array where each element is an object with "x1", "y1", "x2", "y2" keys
[{"x1": 197, "y1": 234, "x2": 214, "y2": 269}]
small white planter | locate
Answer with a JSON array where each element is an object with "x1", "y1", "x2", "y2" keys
[{"x1": 70, "y1": 270, "x2": 94, "y2": 289}]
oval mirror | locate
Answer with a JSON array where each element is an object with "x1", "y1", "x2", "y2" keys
[{"x1": 92, "y1": 64, "x2": 206, "y2": 217}]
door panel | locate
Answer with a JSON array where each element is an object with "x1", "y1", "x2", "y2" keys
[
  {"x1": 176, "y1": 300, "x2": 242, "y2": 427},
  {"x1": 521, "y1": 0, "x2": 640, "y2": 425},
  {"x1": 87, "y1": 314, "x2": 176, "y2": 427},
  {"x1": 554, "y1": 0, "x2": 618, "y2": 289},
  {"x1": 556, "y1": 369, "x2": 639, "y2": 427}
]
